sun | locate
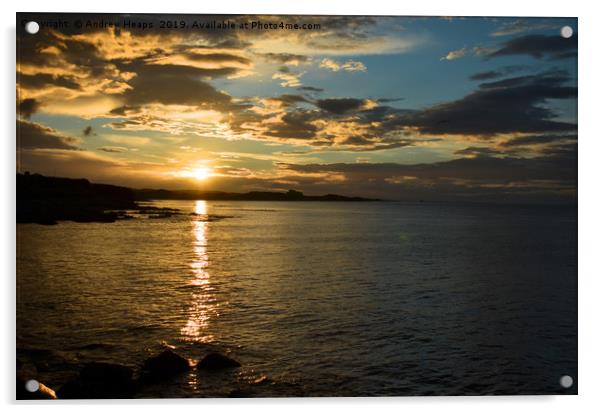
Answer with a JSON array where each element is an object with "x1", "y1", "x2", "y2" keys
[{"x1": 192, "y1": 167, "x2": 211, "y2": 181}]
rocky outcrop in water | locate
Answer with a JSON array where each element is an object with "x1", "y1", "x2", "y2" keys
[
  {"x1": 16, "y1": 348, "x2": 246, "y2": 399},
  {"x1": 140, "y1": 350, "x2": 190, "y2": 382},
  {"x1": 196, "y1": 352, "x2": 241, "y2": 370}
]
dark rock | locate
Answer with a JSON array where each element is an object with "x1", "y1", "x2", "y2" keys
[
  {"x1": 197, "y1": 352, "x2": 241, "y2": 371},
  {"x1": 57, "y1": 362, "x2": 136, "y2": 399},
  {"x1": 228, "y1": 388, "x2": 253, "y2": 398},
  {"x1": 140, "y1": 350, "x2": 190, "y2": 382}
]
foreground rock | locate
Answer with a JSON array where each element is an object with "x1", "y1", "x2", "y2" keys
[
  {"x1": 140, "y1": 350, "x2": 190, "y2": 382},
  {"x1": 57, "y1": 362, "x2": 136, "y2": 399},
  {"x1": 197, "y1": 353, "x2": 241, "y2": 371}
]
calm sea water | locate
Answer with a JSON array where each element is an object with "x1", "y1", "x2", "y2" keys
[{"x1": 17, "y1": 201, "x2": 577, "y2": 397}]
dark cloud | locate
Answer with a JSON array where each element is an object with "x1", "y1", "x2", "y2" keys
[
  {"x1": 83, "y1": 126, "x2": 94, "y2": 136},
  {"x1": 469, "y1": 65, "x2": 527, "y2": 81},
  {"x1": 263, "y1": 111, "x2": 319, "y2": 140},
  {"x1": 178, "y1": 51, "x2": 251, "y2": 66},
  {"x1": 260, "y1": 53, "x2": 310, "y2": 65},
  {"x1": 316, "y1": 98, "x2": 367, "y2": 114},
  {"x1": 339, "y1": 138, "x2": 418, "y2": 152},
  {"x1": 489, "y1": 34, "x2": 577, "y2": 60},
  {"x1": 357, "y1": 105, "x2": 414, "y2": 123},
  {"x1": 109, "y1": 105, "x2": 140, "y2": 116},
  {"x1": 469, "y1": 70, "x2": 502, "y2": 81},
  {"x1": 18, "y1": 98, "x2": 41, "y2": 119},
  {"x1": 121, "y1": 64, "x2": 234, "y2": 107},
  {"x1": 97, "y1": 146, "x2": 128, "y2": 153},
  {"x1": 377, "y1": 97, "x2": 404, "y2": 103},
  {"x1": 18, "y1": 120, "x2": 80, "y2": 150},
  {"x1": 274, "y1": 94, "x2": 311, "y2": 106},
  {"x1": 297, "y1": 86, "x2": 324, "y2": 93},
  {"x1": 18, "y1": 73, "x2": 82, "y2": 90},
  {"x1": 388, "y1": 71, "x2": 576, "y2": 136},
  {"x1": 454, "y1": 146, "x2": 509, "y2": 157}
]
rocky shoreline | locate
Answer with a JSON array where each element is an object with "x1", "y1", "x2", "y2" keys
[
  {"x1": 17, "y1": 350, "x2": 243, "y2": 399},
  {"x1": 17, "y1": 172, "x2": 380, "y2": 225}
]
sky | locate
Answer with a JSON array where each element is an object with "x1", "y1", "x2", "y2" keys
[{"x1": 17, "y1": 14, "x2": 577, "y2": 202}]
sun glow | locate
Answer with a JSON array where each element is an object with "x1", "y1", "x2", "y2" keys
[
  {"x1": 170, "y1": 165, "x2": 214, "y2": 181},
  {"x1": 191, "y1": 167, "x2": 211, "y2": 181}
]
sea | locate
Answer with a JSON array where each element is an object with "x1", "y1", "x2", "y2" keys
[{"x1": 16, "y1": 200, "x2": 578, "y2": 397}]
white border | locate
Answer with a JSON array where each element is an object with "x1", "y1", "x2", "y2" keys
[{"x1": 3, "y1": 1, "x2": 601, "y2": 412}]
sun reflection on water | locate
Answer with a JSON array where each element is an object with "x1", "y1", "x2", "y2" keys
[{"x1": 181, "y1": 200, "x2": 218, "y2": 342}]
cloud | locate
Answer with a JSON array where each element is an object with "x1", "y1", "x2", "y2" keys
[
  {"x1": 262, "y1": 111, "x2": 319, "y2": 140},
  {"x1": 377, "y1": 97, "x2": 404, "y2": 103},
  {"x1": 277, "y1": 145, "x2": 576, "y2": 202},
  {"x1": 469, "y1": 70, "x2": 500, "y2": 81},
  {"x1": 275, "y1": 94, "x2": 311, "y2": 106},
  {"x1": 469, "y1": 65, "x2": 527, "y2": 81},
  {"x1": 488, "y1": 34, "x2": 577, "y2": 60},
  {"x1": 319, "y1": 58, "x2": 367, "y2": 72},
  {"x1": 120, "y1": 63, "x2": 235, "y2": 107},
  {"x1": 83, "y1": 126, "x2": 94, "y2": 136},
  {"x1": 17, "y1": 29, "x2": 139, "y2": 105},
  {"x1": 97, "y1": 146, "x2": 128, "y2": 153},
  {"x1": 315, "y1": 98, "x2": 374, "y2": 114},
  {"x1": 297, "y1": 86, "x2": 324, "y2": 93},
  {"x1": 272, "y1": 66, "x2": 305, "y2": 87},
  {"x1": 144, "y1": 47, "x2": 254, "y2": 76},
  {"x1": 454, "y1": 146, "x2": 510, "y2": 157},
  {"x1": 231, "y1": 97, "x2": 431, "y2": 151},
  {"x1": 18, "y1": 73, "x2": 82, "y2": 91},
  {"x1": 441, "y1": 46, "x2": 496, "y2": 61},
  {"x1": 386, "y1": 71, "x2": 576, "y2": 136},
  {"x1": 500, "y1": 133, "x2": 577, "y2": 147},
  {"x1": 17, "y1": 120, "x2": 80, "y2": 150},
  {"x1": 491, "y1": 20, "x2": 558, "y2": 37},
  {"x1": 18, "y1": 98, "x2": 41, "y2": 119},
  {"x1": 260, "y1": 53, "x2": 310, "y2": 65},
  {"x1": 440, "y1": 47, "x2": 469, "y2": 61}
]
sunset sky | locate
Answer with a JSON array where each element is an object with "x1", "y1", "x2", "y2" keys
[{"x1": 17, "y1": 14, "x2": 577, "y2": 202}]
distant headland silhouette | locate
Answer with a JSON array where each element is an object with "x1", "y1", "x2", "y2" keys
[{"x1": 17, "y1": 173, "x2": 380, "y2": 225}]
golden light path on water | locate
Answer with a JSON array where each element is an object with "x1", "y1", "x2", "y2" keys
[{"x1": 181, "y1": 200, "x2": 218, "y2": 344}]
